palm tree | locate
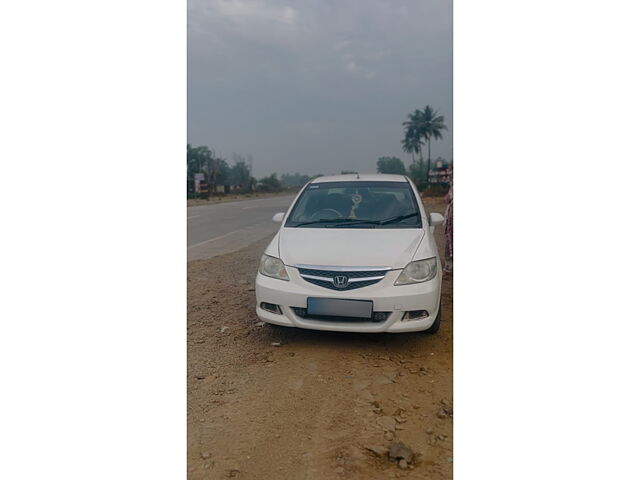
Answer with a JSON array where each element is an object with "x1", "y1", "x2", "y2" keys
[
  {"x1": 401, "y1": 129, "x2": 422, "y2": 166},
  {"x1": 402, "y1": 106, "x2": 447, "y2": 184}
]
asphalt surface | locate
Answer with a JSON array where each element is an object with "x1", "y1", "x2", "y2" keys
[{"x1": 187, "y1": 195, "x2": 296, "y2": 261}]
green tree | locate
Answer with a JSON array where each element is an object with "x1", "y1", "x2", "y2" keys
[
  {"x1": 408, "y1": 161, "x2": 428, "y2": 190},
  {"x1": 401, "y1": 132, "x2": 422, "y2": 166},
  {"x1": 186, "y1": 144, "x2": 210, "y2": 181},
  {"x1": 257, "y1": 173, "x2": 283, "y2": 192},
  {"x1": 202, "y1": 155, "x2": 229, "y2": 196},
  {"x1": 402, "y1": 106, "x2": 447, "y2": 184},
  {"x1": 281, "y1": 172, "x2": 312, "y2": 187},
  {"x1": 229, "y1": 160, "x2": 253, "y2": 192},
  {"x1": 376, "y1": 156, "x2": 406, "y2": 175}
]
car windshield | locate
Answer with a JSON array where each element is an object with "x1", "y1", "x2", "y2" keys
[{"x1": 285, "y1": 181, "x2": 422, "y2": 228}]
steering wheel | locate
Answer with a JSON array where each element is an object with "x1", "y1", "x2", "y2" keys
[{"x1": 310, "y1": 208, "x2": 343, "y2": 220}]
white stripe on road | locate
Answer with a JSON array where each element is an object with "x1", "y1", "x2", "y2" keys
[
  {"x1": 187, "y1": 215, "x2": 200, "y2": 220},
  {"x1": 242, "y1": 206, "x2": 261, "y2": 209},
  {"x1": 188, "y1": 228, "x2": 246, "y2": 250}
]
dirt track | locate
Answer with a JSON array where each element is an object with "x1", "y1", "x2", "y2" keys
[{"x1": 188, "y1": 197, "x2": 453, "y2": 479}]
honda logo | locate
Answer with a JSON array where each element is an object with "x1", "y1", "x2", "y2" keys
[{"x1": 332, "y1": 275, "x2": 349, "y2": 288}]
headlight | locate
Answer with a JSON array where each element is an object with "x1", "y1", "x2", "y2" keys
[
  {"x1": 258, "y1": 254, "x2": 290, "y2": 281},
  {"x1": 395, "y1": 257, "x2": 437, "y2": 285}
]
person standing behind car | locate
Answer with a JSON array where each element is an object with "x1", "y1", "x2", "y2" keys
[{"x1": 443, "y1": 182, "x2": 453, "y2": 273}]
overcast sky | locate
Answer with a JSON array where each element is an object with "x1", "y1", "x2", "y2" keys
[{"x1": 188, "y1": 0, "x2": 452, "y2": 178}]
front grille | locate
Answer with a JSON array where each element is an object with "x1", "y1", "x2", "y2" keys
[
  {"x1": 297, "y1": 267, "x2": 388, "y2": 291},
  {"x1": 291, "y1": 307, "x2": 390, "y2": 323}
]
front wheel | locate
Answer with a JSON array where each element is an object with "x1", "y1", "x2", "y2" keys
[{"x1": 424, "y1": 302, "x2": 442, "y2": 334}]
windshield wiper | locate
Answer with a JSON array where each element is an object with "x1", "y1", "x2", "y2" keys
[
  {"x1": 331, "y1": 218, "x2": 381, "y2": 227},
  {"x1": 377, "y1": 212, "x2": 419, "y2": 225},
  {"x1": 332, "y1": 212, "x2": 419, "y2": 227},
  {"x1": 292, "y1": 212, "x2": 419, "y2": 228},
  {"x1": 291, "y1": 218, "x2": 360, "y2": 227}
]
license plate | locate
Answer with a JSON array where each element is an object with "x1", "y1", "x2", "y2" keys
[{"x1": 307, "y1": 298, "x2": 373, "y2": 318}]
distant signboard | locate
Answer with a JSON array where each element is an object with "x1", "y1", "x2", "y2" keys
[{"x1": 194, "y1": 173, "x2": 205, "y2": 193}]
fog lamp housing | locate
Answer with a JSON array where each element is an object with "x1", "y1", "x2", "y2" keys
[
  {"x1": 402, "y1": 310, "x2": 429, "y2": 321},
  {"x1": 260, "y1": 302, "x2": 282, "y2": 314}
]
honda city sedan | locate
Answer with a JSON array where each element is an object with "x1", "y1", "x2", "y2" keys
[{"x1": 255, "y1": 174, "x2": 443, "y2": 333}]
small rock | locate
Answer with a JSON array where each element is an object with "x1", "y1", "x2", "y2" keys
[
  {"x1": 384, "y1": 431, "x2": 394, "y2": 441},
  {"x1": 376, "y1": 416, "x2": 396, "y2": 432},
  {"x1": 334, "y1": 466, "x2": 344, "y2": 474},
  {"x1": 440, "y1": 399, "x2": 450, "y2": 406},
  {"x1": 398, "y1": 459, "x2": 408, "y2": 469},
  {"x1": 255, "y1": 321, "x2": 265, "y2": 327},
  {"x1": 436, "y1": 408, "x2": 449, "y2": 419},
  {"x1": 365, "y1": 445, "x2": 388, "y2": 457},
  {"x1": 220, "y1": 326, "x2": 229, "y2": 333},
  {"x1": 200, "y1": 452, "x2": 211, "y2": 460},
  {"x1": 389, "y1": 441, "x2": 414, "y2": 464},
  {"x1": 360, "y1": 391, "x2": 374, "y2": 403},
  {"x1": 271, "y1": 342, "x2": 281, "y2": 347},
  {"x1": 374, "y1": 375, "x2": 393, "y2": 386},
  {"x1": 426, "y1": 427, "x2": 434, "y2": 435},
  {"x1": 443, "y1": 406, "x2": 453, "y2": 416}
]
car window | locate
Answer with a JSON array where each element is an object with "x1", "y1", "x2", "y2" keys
[{"x1": 285, "y1": 181, "x2": 422, "y2": 228}]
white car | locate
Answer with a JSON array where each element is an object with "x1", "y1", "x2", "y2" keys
[{"x1": 255, "y1": 174, "x2": 444, "y2": 333}]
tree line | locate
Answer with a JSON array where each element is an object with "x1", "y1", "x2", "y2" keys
[
  {"x1": 187, "y1": 145, "x2": 324, "y2": 197},
  {"x1": 188, "y1": 104, "x2": 448, "y2": 197},
  {"x1": 187, "y1": 145, "x2": 254, "y2": 194}
]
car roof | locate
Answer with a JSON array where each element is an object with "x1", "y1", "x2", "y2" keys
[{"x1": 310, "y1": 173, "x2": 408, "y2": 184}]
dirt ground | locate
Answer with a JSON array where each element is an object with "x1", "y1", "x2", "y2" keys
[{"x1": 187, "y1": 196, "x2": 452, "y2": 479}]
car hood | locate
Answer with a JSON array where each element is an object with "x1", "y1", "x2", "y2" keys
[{"x1": 278, "y1": 227, "x2": 425, "y2": 270}]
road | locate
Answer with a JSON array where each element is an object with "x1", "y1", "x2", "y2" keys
[{"x1": 187, "y1": 195, "x2": 296, "y2": 261}]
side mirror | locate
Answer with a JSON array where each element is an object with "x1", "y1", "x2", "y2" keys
[
  {"x1": 429, "y1": 212, "x2": 445, "y2": 226},
  {"x1": 272, "y1": 212, "x2": 285, "y2": 223}
]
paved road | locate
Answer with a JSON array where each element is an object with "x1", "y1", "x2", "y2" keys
[{"x1": 187, "y1": 195, "x2": 296, "y2": 261}]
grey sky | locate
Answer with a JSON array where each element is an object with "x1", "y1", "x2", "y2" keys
[{"x1": 188, "y1": 0, "x2": 452, "y2": 178}]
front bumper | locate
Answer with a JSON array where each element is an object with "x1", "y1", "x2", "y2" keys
[{"x1": 255, "y1": 266, "x2": 441, "y2": 333}]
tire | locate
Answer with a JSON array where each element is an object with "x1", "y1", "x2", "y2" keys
[{"x1": 424, "y1": 302, "x2": 442, "y2": 334}]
